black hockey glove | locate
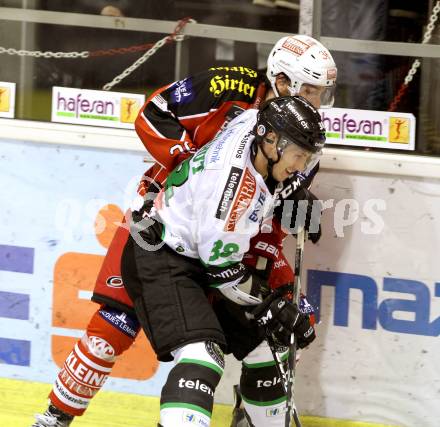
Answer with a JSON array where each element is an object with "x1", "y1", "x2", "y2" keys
[
  {"x1": 275, "y1": 177, "x2": 322, "y2": 244},
  {"x1": 252, "y1": 292, "x2": 316, "y2": 348}
]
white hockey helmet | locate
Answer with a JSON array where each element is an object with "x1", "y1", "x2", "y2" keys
[{"x1": 267, "y1": 35, "x2": 337, "y2": 108}]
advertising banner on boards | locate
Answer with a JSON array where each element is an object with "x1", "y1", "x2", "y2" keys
[
  {"x1": 0, "y1": 133, "x2": 438, "y2": 427},
  {"x1": 0, "y1": 81, "x2": 16, "y2": 118},
  {"x1": 51, "y1": 87, "x2": 145, "y2": 129},
  {"x1": 320, "y1": 107, "x2": 416, "y2": 150},
  {"x1": 0, "y1": 137, "x2": 170, "y2": 396}
]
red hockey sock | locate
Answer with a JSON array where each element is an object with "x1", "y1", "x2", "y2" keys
[{"x1": 49, "y1": 307, "x2": 137, "y2": 416}]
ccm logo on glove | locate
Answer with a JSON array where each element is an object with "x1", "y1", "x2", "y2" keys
[{"x1": 253, "y1": 293, "x2": 316, "y2": 348}]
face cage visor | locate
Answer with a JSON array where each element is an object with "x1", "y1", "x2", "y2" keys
[
  {"x1": 288, "y1": 83, "x2": 336, "y2": 109},
  {"x1": 276, "y1": 134, "x2": 323, "y2": 175}
]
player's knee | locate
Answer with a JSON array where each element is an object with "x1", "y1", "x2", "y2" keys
[
  {"x1": 174, "y1": 341, "x2": 225, "y2": 381},
  {"x1": 85, "y1": 306, "x2": 141, "y2": 358},
  {"x1": 161, "y1": 341, "x2": 225, "y2": 410}
]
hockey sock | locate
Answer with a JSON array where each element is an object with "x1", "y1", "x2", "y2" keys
[
  {"x1": 240, "y1": 341, "x2": 289, "y2": 427},
  {"x1": 49, "y1": 306, "x2": 139, "y2": 416},
  {"x1": 159, "y1": 341, "x2": 224, "y2": 427}
]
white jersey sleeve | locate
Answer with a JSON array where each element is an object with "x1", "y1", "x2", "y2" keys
[{"x1": 153, "y1": 109, "x2": 274, "y2": 267}]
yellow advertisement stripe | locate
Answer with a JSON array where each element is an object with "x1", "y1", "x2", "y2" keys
[{"x1": 0, "y1": 378, "x2": 399, "y2": 427}]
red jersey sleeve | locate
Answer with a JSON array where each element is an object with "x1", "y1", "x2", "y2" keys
[
  {"x1": 135, "y1": 67, "x2": 267, "y2": 172},
  {"x1": 135, "y1": 84, "x2": 195, "y2": 171}
]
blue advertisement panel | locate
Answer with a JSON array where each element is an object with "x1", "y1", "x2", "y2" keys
[
  {"x1": 287, "y1": 169, "x2": 440, "y2": 427},
  {"x1": 0, "y1": 138, "x2": 172, "y2": 395}
]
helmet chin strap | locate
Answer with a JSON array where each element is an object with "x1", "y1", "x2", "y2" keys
[
  {"x1": 251, "y1": 139, "x2": 276, "y2": 182},
  {"x1": 259, "y1": 142, "x2": 282, "y2": 184},
  {"x1": 261, "y1": 147, "x2": 275, "y2": 179},
  {"x1": 271, "y1": 75, "x2": 283, "y2": 98},
  {"x1": 251, "y1": 124, "x2": 282, "y2": 184},
  {"x1": 273, "y1": 73, "x2": 298, "y2": 98}
]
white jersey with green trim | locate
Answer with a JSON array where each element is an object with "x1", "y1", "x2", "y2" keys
[{"x1": 153, "y1": 109, "x2": 274, "y2": 267}]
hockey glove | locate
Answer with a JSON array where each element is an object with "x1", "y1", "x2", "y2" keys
[
  {"x1": 275, "y1": 163, "x2": 318, "y2": 202},
  {"x1": 299, "y1": 293, "x2": 316, "y2": 327},
  {"x1": 275, "y1": 182, "x2": 322, "y2": 244},
  {"x1": 276, "y1": 286, "x2": 317, "y2": 327},
  {"x1": 252, "y1": 292, "x2": 316, "y2": 348}
]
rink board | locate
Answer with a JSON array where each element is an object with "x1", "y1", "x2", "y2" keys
[{"x1": 0, "y1": 121, "x2": 439, "y2": 427}]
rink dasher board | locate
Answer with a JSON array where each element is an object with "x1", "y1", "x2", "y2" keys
[{"x1": 0, "y1": 120, "x2": 439, "y2": 427}]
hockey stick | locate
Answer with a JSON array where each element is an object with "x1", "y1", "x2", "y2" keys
[
  {"x1": 266, "y1": 228, "x2": 305, "y2": 427},
  {"x1": 289, "y1": 227, "x2": 306, "y2": 427}
]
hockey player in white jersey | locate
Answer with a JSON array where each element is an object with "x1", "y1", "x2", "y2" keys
[
  {"x1": 120, "y1": 95, "x2": 326, "y2": 427},
  {"x1": 30, "y1": 34, "x2": 336, "y2": 427}
]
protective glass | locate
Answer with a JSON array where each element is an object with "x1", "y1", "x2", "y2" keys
[
  {"x1": 293, "y1": 83, "x2": 336, "y2": 109},
  {"x1": 319, "y1": 85, "x2": 336, "y2": 108},
  {"x1": 277, "y1": 135, "x2": 323, "y2": 175}
]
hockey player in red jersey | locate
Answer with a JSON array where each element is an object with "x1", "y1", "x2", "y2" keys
[{"x1": 32, "y1": 35, "x2": 336, "y2": 426}]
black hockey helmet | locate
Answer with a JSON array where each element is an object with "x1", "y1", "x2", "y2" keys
[{"x1": 254, "y1": 95, "x2": 326, "y2": 174}]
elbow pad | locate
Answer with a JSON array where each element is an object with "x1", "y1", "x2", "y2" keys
[{"x1": 205, "y1": 263, "x2": 262, "y2": 306}]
